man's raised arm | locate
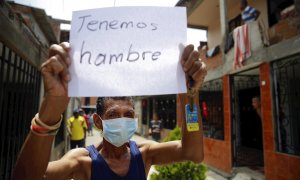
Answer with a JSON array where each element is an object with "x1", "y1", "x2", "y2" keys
[
  {"x1": 178, "y1": 44, "x2": 206, "y2": 163},
  {"x1": 147, "y1": 44, "x2": 206, "y2": 165},
  {"x1": 12, "y1": 43, "x2": 71, "y2": 180}
]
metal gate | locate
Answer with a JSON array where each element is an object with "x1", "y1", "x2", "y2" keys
[
  {"x1": 200, "y1": 78, "x2": 224, "y2": 140},
  {"x1": 231, "y1": 73, "x2": 264, "y2": 167},
  {"x1": 0, "y1": 42, "x2": 41, "y2": 180}
]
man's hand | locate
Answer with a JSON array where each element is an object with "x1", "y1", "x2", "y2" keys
[
  {"x1": 41, "y1": 42, "x2": 71, "y2": 97},
  {"x1": 39, "y1": 42, "x2": 71, "y2": 125},
  {"x1": 181, "y1": 44, "x2": 207, "y2": 91}
]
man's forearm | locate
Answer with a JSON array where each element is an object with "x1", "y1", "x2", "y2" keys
[
  {"x1": 178, "y1": 93, "x2": 204, "y2": 163},
  {"x1": 12, "y1": 96, "x2": 69, "y2": 179},
  {"x1": 12, "y1": 133, "x2": 55, "y2": 180}
]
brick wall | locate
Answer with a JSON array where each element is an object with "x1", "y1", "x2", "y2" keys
[
  {"x1": 90, "y1": 97, "x2": 97, "y2": 105},
  {"x1": 199, "y1": 49, "x2": 223, "y2": 71},
  {"x1": 260, "y1": 63, "x2": 300, "y2": 180},
  {"x1": 268, "y1": 14, "x2": 300, "y2": 45}
]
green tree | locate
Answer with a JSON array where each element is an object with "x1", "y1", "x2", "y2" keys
[{"x1": 150, "y1": 127, "x2": 207, "y2": 180}]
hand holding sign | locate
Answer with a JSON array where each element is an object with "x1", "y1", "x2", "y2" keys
[
  {"x1": 39, "y1": 42, "x2": 71, "y2": 125},
  {"x1": 180, "y1": 44, "x2": 207, "y2": 91},
  {"x1": 69, "y1": 7, "x2": 188, "y2": 97},
  {"x1": 41, "y1": 43, "x2": 71, "y2": 97}
]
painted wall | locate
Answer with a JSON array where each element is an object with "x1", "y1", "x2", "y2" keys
[{"x1": 207, "y1": 17, "x2": 221, "y2": 48}]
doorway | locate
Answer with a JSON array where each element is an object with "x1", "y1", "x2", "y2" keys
[{"x1": 231, "y1": 68, "x2": 264, "y2": 168}]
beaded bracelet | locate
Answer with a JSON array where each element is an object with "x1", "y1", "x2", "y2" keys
[{"x1": 30, "y1": 113, "x2": 63, "y2": 136}]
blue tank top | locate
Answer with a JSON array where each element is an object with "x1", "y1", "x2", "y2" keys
[{"x1": 86, "y1": 141, "x2": 146, "y2": 180}]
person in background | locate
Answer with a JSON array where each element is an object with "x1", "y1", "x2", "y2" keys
[
  {"x1": 149, "y1": 113, "x2": 163, "y2": 142},
  {"x1": 251, "y1": 96, "x2": 263, "y2": 150},
  {"x1": 67, "y1": 109, "x2": 87, "y2": 149},
  {"x1": 80, "y1": 108, "x2": 90, "y2": 143},
  {"x1": 252, "y1": 96, "x2": 261, "y2": 118},
  {"x1": 87, "y1": 111, "x2": 94, "y2": 136},
  {"x1": 240, "y1": 0, "x2": 261, "y2": 24}
]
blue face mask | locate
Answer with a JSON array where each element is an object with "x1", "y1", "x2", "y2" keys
[{"x1": 102, "y1": 117, "x2": 137, "y2": 147}]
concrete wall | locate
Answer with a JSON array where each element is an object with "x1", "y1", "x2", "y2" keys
[
  {"x1": 134, "y1": 99, "x2": 143, "y2": 134},
  {"x1": 10, "y1": 4, "x2": 50, "y2": 47},
  {"x1": 207, "y1": 21, "x2": 222, "y2": 48}
]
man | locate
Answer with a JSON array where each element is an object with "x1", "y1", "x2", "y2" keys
[
  {"x1": 12, "y1": 42, "x2": 207, "y2": 179},
  {"x1": 240, "y1": 0, "x2": 261, "y2": 24},
  {"x1": 251, "y1": 96, "x2": 263, "y2": 150},
  {"x1": 149, "y1": 113, "x2": 163, "y2": 142},
  {"x1": 252, "y1": 96, "x2": 261, "y2": 118},
  {"x1": 67, "y1": 109, "x2": 87, "y2": 149},
  {"x1": 87, "y1": 111, "x2": 94, "y2": 136}
]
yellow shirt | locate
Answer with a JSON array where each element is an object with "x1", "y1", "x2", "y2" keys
[{"x1": 67, "y1": 116, "x2": 87, "y2": 140}]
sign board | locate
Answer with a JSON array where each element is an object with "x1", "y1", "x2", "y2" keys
[{"x1": 69, "y1": 7, "x2": 187, "y2": 97}]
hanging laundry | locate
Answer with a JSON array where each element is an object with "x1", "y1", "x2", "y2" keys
[{"x1": 233, "y1": 24, "x2": 251, "y2": 69}]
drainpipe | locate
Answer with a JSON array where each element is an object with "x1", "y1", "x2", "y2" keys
[{"x1": 219, "y1": 0, "x2": 229, "y2": 61}]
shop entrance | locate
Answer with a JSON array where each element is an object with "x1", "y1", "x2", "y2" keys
[{"x1": 231, "y1": 68, "x2": 264, "y2": 168}]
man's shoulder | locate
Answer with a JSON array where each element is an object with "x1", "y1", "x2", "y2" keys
[
  {"x1": 65, "y1": 148, "x2": 90, "y2": 160},
  {"x1": 68, "y1": 116, "x2": 75, "y2": 121},
  {"x1": 244, "y1": 6, "x2": 256, "y2": 13},
  {"x1": 78, "y1": 116, "x2": 85, "y2": 121},
  {"x1": 137, "y1": 139, "x2": 159, "y2": 149}
]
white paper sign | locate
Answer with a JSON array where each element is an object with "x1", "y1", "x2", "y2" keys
[{"x1": 69, "y1": 7, "x2": 187, "y2": 97}]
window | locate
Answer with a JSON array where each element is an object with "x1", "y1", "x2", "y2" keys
[
  {"x1": 199, "y1": 79, "x2": 224, "y2": 140},
  {"x1": 85, "y1": 97, "x2": 90, "y2": 105},
  {"x1": 272, "y1": 56, "x2": 300, "y2": 156}
]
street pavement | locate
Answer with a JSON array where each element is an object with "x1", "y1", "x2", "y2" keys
[{"x1": 85, "y1": 129, "x2": 262, "y2": 180}]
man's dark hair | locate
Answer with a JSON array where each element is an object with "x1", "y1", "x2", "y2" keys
[
  {"x1": 252, "y1": 96, "x2": 260, "y2": 100},
  {"x1": 96, "y1": 97, "x2": 134, "y2": 117},
  {"x1": 241, "y1": 0, "x2": 248, "y2": 6}
]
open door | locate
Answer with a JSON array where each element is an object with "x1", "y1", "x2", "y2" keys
[{"x1": 231, "y1": 68, "x2": 264, "y2": 168}]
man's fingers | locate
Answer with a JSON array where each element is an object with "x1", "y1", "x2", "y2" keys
[
  {"x1": 41, "y1": 55, "x2": 70, "y2": 81},
  {"x1": 60, "y1": 42, "x2": 71, "y2": 65},
  {"x1": 187, "y1": 60, "x2": 202, "y2": 77},
  {"x1": 60, "y1": 42, "x2": 70, "y2": 51},
  {"x1": 48, "y1": 44, "x2": 71, "y2": 66},
  {"x1": 41, "y1": 56, "x2": 63, "y2": 75},
  {"x1": 181, "y1": 44, "x2": 194, "y2": 65},
  {"x1": 54, "y1": 54, "x2": 70, "y2": 82},
  {"x1": 183, "y1": 51, "x2": 200, "y2": 72},
  {"x1": 192, "y1": 65, "x2": 207, "y2": 83}
]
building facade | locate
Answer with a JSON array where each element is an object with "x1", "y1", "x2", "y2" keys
[{"x1": 177, "y1": 0, "x2": 300, "y2": 179}]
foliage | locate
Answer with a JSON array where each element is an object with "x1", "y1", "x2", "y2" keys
[
  {"x1": 162, "y1": 126, "x2": 181, "y2": 142},
  {"x1": 150, "y1": 127, "x2": 207, "y2": 180}
]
